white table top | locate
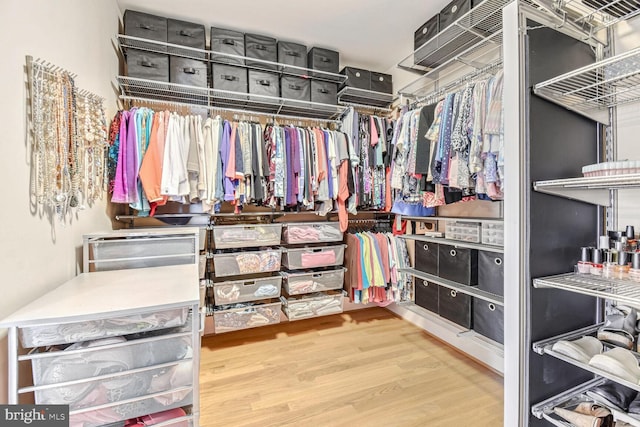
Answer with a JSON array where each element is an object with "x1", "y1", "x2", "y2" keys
[{"x1": 0, "y1": 264, "x2": 199, "y2": 327}]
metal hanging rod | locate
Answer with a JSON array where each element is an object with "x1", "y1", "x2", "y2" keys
[
  {"x1": 410, "y1": 59, "x2": 503, "y2": 108},
  {"x1": 120, "y1": 95, "x2": 342, "y2": 125}
]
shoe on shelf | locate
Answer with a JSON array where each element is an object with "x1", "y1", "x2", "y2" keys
[
  {"x1": 628, "y1": 392, "x2": 640, "y2": 418},
  {"x1": 586, "y1": 380, "x2": 639, "y2": 412},
  {"x1": 554, "y1": 402, "x2": 614, "y2": 427},
  {"x1": 589, "y1": 348, "x2": 640, "y2": 384},
  {"x1": 552, "y1": 336, "x2": 604, "y2": 364},
  {"x1": 598, "y1": 306, "x2": 638, "y2": 350}
]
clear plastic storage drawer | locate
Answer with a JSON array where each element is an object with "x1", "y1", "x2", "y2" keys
[
  {"x1": 35, "y1": 359, "x2": 193, "y2": 410},
  {"x1": 282, "y1": 291, "x2": 344, "y2": 320},
  {"x1": 281, "y1": 268, "x2": 345, "y2": 295},
  {"x1": 283, "y1": 222, "x2": 343, "y2": 244},
  {"x1": 213, "y1": 276, "x2": 282, "y2": 305},
  {"x1": 213, "y1": 224, "x2": 282, "y2": 249},
  {"x1": 481, "y1": 223, "x2": 504, "y2": 246},
  {"x1": 19, "y1": 307, "x2": 189, "y2": 348},
  {"x1": 445, "y1": 221, "x2": 481, "y2": 243},
  {"x1": 281, "y1": 245, "x2": 346, "y2": 270},
  {"x1": 212, "y1": 249, "x2": 282, "y2": 277},
  {"x1": 29, "y1": 332, "x2": 193, "y2": 387},
  {"x1": 213, "y1": 300, "x2": 281, "y2": 333}
]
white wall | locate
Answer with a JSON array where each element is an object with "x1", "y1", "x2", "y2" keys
[{"x1": 0, "y1": 0, "x2": 119, "y2": 402}]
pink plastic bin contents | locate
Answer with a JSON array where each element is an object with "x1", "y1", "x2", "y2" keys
[{"x1": 125, "y1": 408, "x2": 188, "y2": 427}]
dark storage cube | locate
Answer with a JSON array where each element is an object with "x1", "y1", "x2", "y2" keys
[
  {"x1": 308, "y1": 47, "x2": 340, "y2": 75},
  {"x1": 415, "y1": 279, "x2": 439, "y2": 314},
  {"x1": 371, "y1": 72, "x2": 392, "y2": 94},
  {"x1": 414, "y1": 15, "x2": 439, "y2": 51},
  {"x1": 280, "y1": 76, "x2": 310, "y2": 101},
  {"x1": 126, "y1": 49, "x2": 169, "y2": 82},
  {"x1": 124, "y1": 10, "x2": 167, "y2": 47},
  {"x1": 439, "y1": 288, "x2": 472, "y2": 329},
  {"x1": 249, "y1": 70, "x2": 280, "y2": 98},
  {"x1": 245, "y1": 33, "x2": 277, "y2": 70},
  {"x1": 415, "y1": 242, "x2": 438, "y2": 275},
  {"x1": 170, "y1": 57, "x2": 207, "y2": 87},
  {"x1": 277, "y1": 41, "x2": 307, "y2": 70},
  {"x1": 310, "y1": 81, "x2": 337, "y2": 105},
  {"x1": 211, "y1": 64, "x2": 247, "y2": 93},
  {"x1": 167, "y1": 19, "x2": 205, "y2": 52},
  {"x1": 440, "y1": 0, "x2": 472, "y2": 30},
  {"x1": 340, "y1": 67, "x2": 370, "y2": 90},
  {"x1": 438, "y1": 244, "x2": 478, "y2": 285},
  {"x1": 473, "y1": 299, "x2": 504, "y2": 344},
  {"x1": 210, "y1": 27, "x2": 245, "y2": 65},
  {"x1": 478, "y1": 251, "x2": 504, "y2": 296}
]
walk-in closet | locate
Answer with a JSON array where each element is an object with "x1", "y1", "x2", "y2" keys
[{"x1": 2, "y1": 0, "x2": 640, "y2": 426}]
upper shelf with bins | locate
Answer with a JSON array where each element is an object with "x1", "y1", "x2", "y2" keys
[
  {"x1": 533, "y1": 45, "x2": 640, "y2": 124},
  {"x1": 534, "y1": 173, "x2": 640, "y2": 206}
]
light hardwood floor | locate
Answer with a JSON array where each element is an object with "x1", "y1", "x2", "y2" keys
[{"x1": 200, "y1": 307, "x2": 503, "y2": 427}]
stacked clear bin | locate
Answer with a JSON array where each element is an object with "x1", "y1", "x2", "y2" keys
[
  {"x1": 481, "y1": 223, "x2": 504, "y2": 246},
  {"x1": 445, "y1": 221, "x2": 481, "y2": 243},
  {"x1": 280, "y1": 222, "x2": 346, "y2": 321},
  {"x1": 210, "y1": 223, "x2": 283, "y2": 333}
]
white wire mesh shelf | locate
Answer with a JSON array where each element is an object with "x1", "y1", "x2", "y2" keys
[
  {"x1": 533, "y1": 272, "x2": 640, "y2": 306},
  {"x1": 118, "y1": 35, "x2": 347, "y2": 84},
  {"x1": 397, "y1": 0, "x2": 509, "y2": 74},
  {"x1": 398, "y1": 235, "x2": 504, "y2": 253},
  {"x1": 547, "y1": 0, "x2": 640, "y2": 32},
  {"x1": 533, "y1": 46, "x2": 640, "y2": 124},
  {"x1": 534, "y1": 173, "x2": 640, "y2": 206},
  {"x1": 337, "y1": 86, "x2": 394, "y2": 108},
  {"x1": 117, "y1": 76, "x2": 347, "y2": 120},
  {"x1": 399, "y1": 267, "x2": 504, "y2": 305}
]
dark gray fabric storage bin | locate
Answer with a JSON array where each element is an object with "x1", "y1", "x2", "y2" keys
[
  {"x1": 439, "y1": 288, "x2": 472, "y2": 329},
  {"x1": 124, "y1": 10, "x2": 167, "y2": 49},
  {"x1": 280, "y1": 76, "x2": 310, "y2": 102},
  {"x1": 170, "y1": 57, "x2": 207, "y2": 87},
  {"x1": 211, "y1": 64, "x2": 247, "y2": 93},
  {"x1": 167, "y1": 18, "x2": 205, "y2": 57},
  {"x1": 249, "y1": 70, "x2": 280, "y2": 98},
  {"x1": 473, "y1": 299, "x2": 504, "y2": 343},
  {"x1": 415, "y1": 279, "x2": 439, "y2": 314},
  {"x1": 415, "y1": 241, "x2": 438, "y2": 275},
  {"x1": 210, "y1": 27, "x2": 245, "y2": 65},
  {"x1": 126, "y1": 49, "x2": 169, "y2": 82},
  {"x1": 277, "y1": 41, "x2": 307, "y2": 70},
  {"x1": 438, "y1": 244, "x2": 478, "y2": 285},
  {"x1": 310, "y1": 81, "x2": 337, "y2": 105},
  {"x1": 245, "y1": 33, "x2": 277, "y2": 70},
  {"x1": 478, "y1": 251, "x2": 504, "y2": 296},
  {"x1": 371, "y1": 72, "x2": 392, "y2": 94},
  {"x1": 340, "y1": 67, "x2": 370, "y2": 90},
  {"x1": 414, "y1": 15, "x2": 439, "y2": 50},
  {"x1": 440, "y1": 0, "x2": 472, "y2": 30},
  {"x1": 308, "y1": 47, "x2": 340, "y2": 75}
]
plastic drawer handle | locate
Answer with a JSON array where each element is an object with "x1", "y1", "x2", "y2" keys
[
  {"x1": 138, "y1": 24, "x2": 154, "y2": 30},
  {"x1": 489, "y1": 303, "x2": 496, "y2": 311},
  {"x1": 318, "y1": 88, "x2": 329, "y2": 94},
  {"x1": 253, "y1": 44, "x2": 267, "y2": 51},
  {"x1": 450, "y1": 249, "x2": 456, "y2": 257},
  {"x1": 258, "y1": 79, "x2": 271, "y2": 86},
  {"x1": 319, "y1": 56, "x2": 331, "y2": 63},
  {"x1": 288, "y1": 84, "x2": 301, "y2": 90},
  {"x1": 140, "y1": 61, "x2": 156, "y2": 68},
  {"x1": 243, "y1": 281, "x2": 256, "y2": 286},
  {"x1": 450, "y1": 290, "x2": 457, "y2": 297},
  {"x1": 312, "y1": 273, "x2": 323, "y2": 278},
  {"x1": 183, "y1": 68, "x2": 197, "y2": 74},
  {"x1": 494, "y1": 257, "x2": 502, "y2": 266},
  {"x1": 222, "y1": 38, "x2": 236, "y2": 45},
  {"x1": 222, "y1": 75, "x2": 238, "y2": 81},
  {"x1": 285, "y1": 50, "x2": 300, "y2": 57},
  {"x1": 423, "y1": 244, "x2": 429, "y2": 251},
  {"x1": 179, "y1": 30, "x2": 194, "y2": 37}
]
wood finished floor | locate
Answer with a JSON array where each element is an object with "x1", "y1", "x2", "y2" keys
[{"x1": 200, "y1": 307, "x2": 503, "y2": 427}]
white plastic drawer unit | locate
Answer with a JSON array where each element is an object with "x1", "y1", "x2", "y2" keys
[
  {"x1": 281, "y1": 267, "x2": 345, "y2": 295},
  {"x1": 19, "y1": 307, "x2": 189, "y2": 348},
  {"x1": 212, "y1": 248, "x2": 282, "y2": 277},
  {"x1": 282, "y1": 290, "x2": 344, "y2": 321},
  {"x1": 281, "y1": 245, "x2": 346, "y2": 270},
  {"x1": 213, "y1": 276, "x2": 282, "y2": 305},
  {"x1": 213, "y1": 300, "x2": 281, "y2": 333},
  {"x1": 283, "y1": 222, "x2": 343, "y2": 244},
  {"x1": 83, "y1": 228, "x2": 200, "y2": 273},
  {"x1": 445, "y1": 221, "x2": 481, "y2": 243},
  {"x1": 212, "y1": 223, "x2": 282, "y2": 249},
  {"x1": 481, "y1": 222, "x2": 504, "y2": 246}
]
